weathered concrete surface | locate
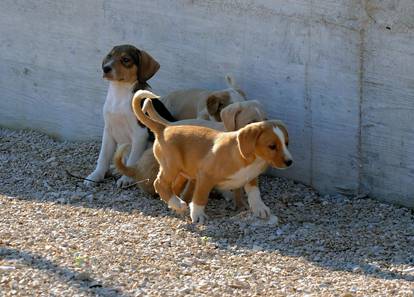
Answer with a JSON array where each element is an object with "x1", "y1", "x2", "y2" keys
[
  {"x1": 361, "y1": 0, "x2": 414, "y2": 207},
  {"x1": 0, "y1": 0, "x2": 413, "y2": 207}
]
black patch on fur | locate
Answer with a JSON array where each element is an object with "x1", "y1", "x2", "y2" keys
[
  {"x1": 131, "y1": 89, "x2": 176, "y2": 141},
  {"x1": 131, "y1": 83, "x2": 176, "y2": 141},
  {"x1": 144, "y1": 99, "x2": 176, "y2": 142}
]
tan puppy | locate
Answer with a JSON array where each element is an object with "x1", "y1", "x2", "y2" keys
[
  {"x1": 130, "y1": 90, "x2": 293, "y2": 223},
  {"x1": 161, "y1": 75, "x2": 246, "y2": 121},
  {"x1": 114, "y1": 100, "x2": 267, "y2": 204}
]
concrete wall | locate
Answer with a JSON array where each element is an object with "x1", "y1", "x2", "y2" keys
[{"x1": 1, "y1": 0, "x2": 413, "y2": 207}]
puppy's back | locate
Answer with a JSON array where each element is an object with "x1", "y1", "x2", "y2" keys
[{"x1": 161, "y1": 89, "x2": 211, "y2": 120}]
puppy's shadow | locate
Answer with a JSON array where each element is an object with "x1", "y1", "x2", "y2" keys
[{"x1": 179, "y1": 177, "x2": 414, "y2": 283}]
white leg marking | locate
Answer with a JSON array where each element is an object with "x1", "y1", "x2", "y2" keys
[
  {"x1": 245, "y1": 184, "x2": 271, "y2": 219},
  {"x1": 168, "y1": 196, "x2": 188, "y2": 212},
  {"x1": 190, "y1": 203, "x2": 208, "y2": 224}
]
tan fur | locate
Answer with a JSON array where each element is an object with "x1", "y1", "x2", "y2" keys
[
  {"x1": 113, "y1": 144, "x2": 157, "y2": 195},
  {"x1": 206, "y1": 91, "x2": 231, "y2": 121},
  {"x1": 130, "y1": 90, "x2": 293, "y2": 222},
  {"x1": 116, "y1": 99, "x2": 268, "y2": 208},
  {"x1": 160, "y1": 75, "x2": 246, "y2": 122},
  {"x1": 220, "y1": 100, "x2": 267, "y2": 132}
]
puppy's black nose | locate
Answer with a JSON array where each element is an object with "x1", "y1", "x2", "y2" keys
[
  {"x1": 285, "y1": 159, "x2": 293, "y2": 167},
  {"x1": 103, "y1": 66, "x2": 112, "y2": 73}
]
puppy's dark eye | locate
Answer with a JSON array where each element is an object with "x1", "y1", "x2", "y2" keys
[
  {"x1": 122, "y1": 57, "x2": 130, "y2": 63},
  {"x1": 286, "y1": 142, "x2": 289, "y2": 147},
  {"x1": 268, "y1": 144, "x2": 277, "y2": 150}
]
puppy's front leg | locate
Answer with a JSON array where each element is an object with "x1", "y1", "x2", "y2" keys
[
  {"x1": 116, "y1": 138, "x2": 147, "y2": 187},
  {"x1": 84, "y1": 128, "x2": 116, "y2": 186},
  {"x1": 245, "y1": 178, "x2": 271, "y2": 219}
]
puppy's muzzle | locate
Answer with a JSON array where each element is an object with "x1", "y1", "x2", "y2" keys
[{"x1": 103, "y1": 66, "x2": 112, "y2": 73}]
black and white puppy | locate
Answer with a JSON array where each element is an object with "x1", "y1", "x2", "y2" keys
[{"x1": 85, "y1": 44, "x2": 175, "y2": 187}]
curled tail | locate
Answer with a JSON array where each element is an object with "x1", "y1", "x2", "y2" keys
[
  {"x1": 114, "y1": 144, "x2": 141, "y2": 179},
  {"x1": 132, "y1": 90, "x2": 165, "y2": 135},
  {"x1": 225, "y1": 74, "x2": 240, "y2": 90},
  {"x1": 224, "y1": 74, "x2": 246, "y2": 99},
  {"x1": 142, "y1": 98, "x2": 171, "y2": 126}
]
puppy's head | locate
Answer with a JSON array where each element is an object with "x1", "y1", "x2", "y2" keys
[
  {"x1": 101, "y1": 44, "x2": 160, "y2": 83},
  {"x1": 237, "y1": 121, "x2": 293, "y2": 169},
  {"x1": 220, "y1": 100, "x2": 267, "y2": 131},
  {"x1": 206, "y1": 91, "x2": 232, "y2": 121}
]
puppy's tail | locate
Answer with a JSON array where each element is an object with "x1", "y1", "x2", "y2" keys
[
  {"x1": 114, "y1": 144, "x2": 142, "y2": 179},
  {"x1": 225, "y1": 74, "x2": 246, "y2": 99},
  {"x1": 142, "y1": 99, "x2": 171, "y2": 126},
  {"x1": 225, "y1": 74, "x2": 240, "y2": 89},
  {"x1": 132, "y1": 90, "x2": 165, "y2": 135}
]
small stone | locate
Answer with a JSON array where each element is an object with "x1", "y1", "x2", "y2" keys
[
  {"x1": 267, "y1": 214, "x2": 279, "y2": 225},
  {"x1": 228, "y1": 280, "x2": 250, "y2": 289},
  {"x1": 252, "y1": 244, "x2": 262, "y2": 251},
  {"x1": 0, "y1": 266, "x2": 16, "y2": 271},
  {"x1": 45, "y1": 156, "x2": 56, "y2": 163},
  {"x1": 75, "y1": 272, "x2": 91, "y2": 281},
  {"x1": 352, "y1": 266, "x2": 362, "y2": 273}
]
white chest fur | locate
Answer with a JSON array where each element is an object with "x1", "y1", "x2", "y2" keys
[
  {"x1": 103, "y1": 82, "x2": 146, "y2": 144},
  {"x1": 217, "y1": 157, "x2": 267, "y2": 190}
]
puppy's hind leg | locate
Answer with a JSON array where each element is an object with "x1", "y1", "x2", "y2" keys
[
  {"x1": 190, "y1": 175, "x2": 214, "y2": 224},
  {"x1": 154, "y1": 168, "x2": 187, "y2": 213}
]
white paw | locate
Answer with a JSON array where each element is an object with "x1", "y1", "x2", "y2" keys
[
  {"x1": 250, "y1": 200, "x2": 271, "y2": 219},
  {"x1": 116, "y1": 175, "x2": 135, "y2": 188},
  {"x1": 168, "y1": 196, "x2": 188, "y2": 213},
  {"x1": 84, "y1": 171, "x2": 104, "y2": 186},
  {"x1": 190, "y1": 203, "x2": 208, "y2": 224}
]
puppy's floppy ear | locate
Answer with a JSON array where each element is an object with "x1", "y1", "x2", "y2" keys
[
  {"x1": 220, "y1": 102, "x2": 242, "y2": 131},
  {"x1": 137, "y1": 49, "x2": 160, "y2": 82},
  {"x1": 206, "y1": 91, "x2": 231, "y2": 121},
  {"x1": 237, "y1": 124, "x2": 262, "y2": 162}
]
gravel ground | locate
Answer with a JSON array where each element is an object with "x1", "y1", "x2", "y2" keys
[{"x1": 0, "y1": 128, "x2": 413, "y2": 297}]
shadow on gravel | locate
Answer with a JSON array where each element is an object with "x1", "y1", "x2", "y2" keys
[
  {"x1": 0, "y1": 247, "x2": 127, "y2": 296},
  {"x1": 1, "y1": 129, "x2": 414, "y2": 284},
  {"x1": 181, "y1": 190, "x2": 414, "y2": 283}
]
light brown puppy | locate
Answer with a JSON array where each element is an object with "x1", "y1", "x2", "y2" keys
[
  {"x1": 160, "y1": 75, "x2": 246, "y2": 121},
  {"x1": 130, "y1": 90, "x2": 293, "y2": 223},
  {"x1": 144, "y1": 99, "x2": 268, "y2": 208},
  {"x1": 114, "y1": 100, "x2": 267, "y2": 206}
]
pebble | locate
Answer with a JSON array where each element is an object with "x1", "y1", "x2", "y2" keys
[{"x1": 0, "y1": 266, "x2": 16, "y2": 271}]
